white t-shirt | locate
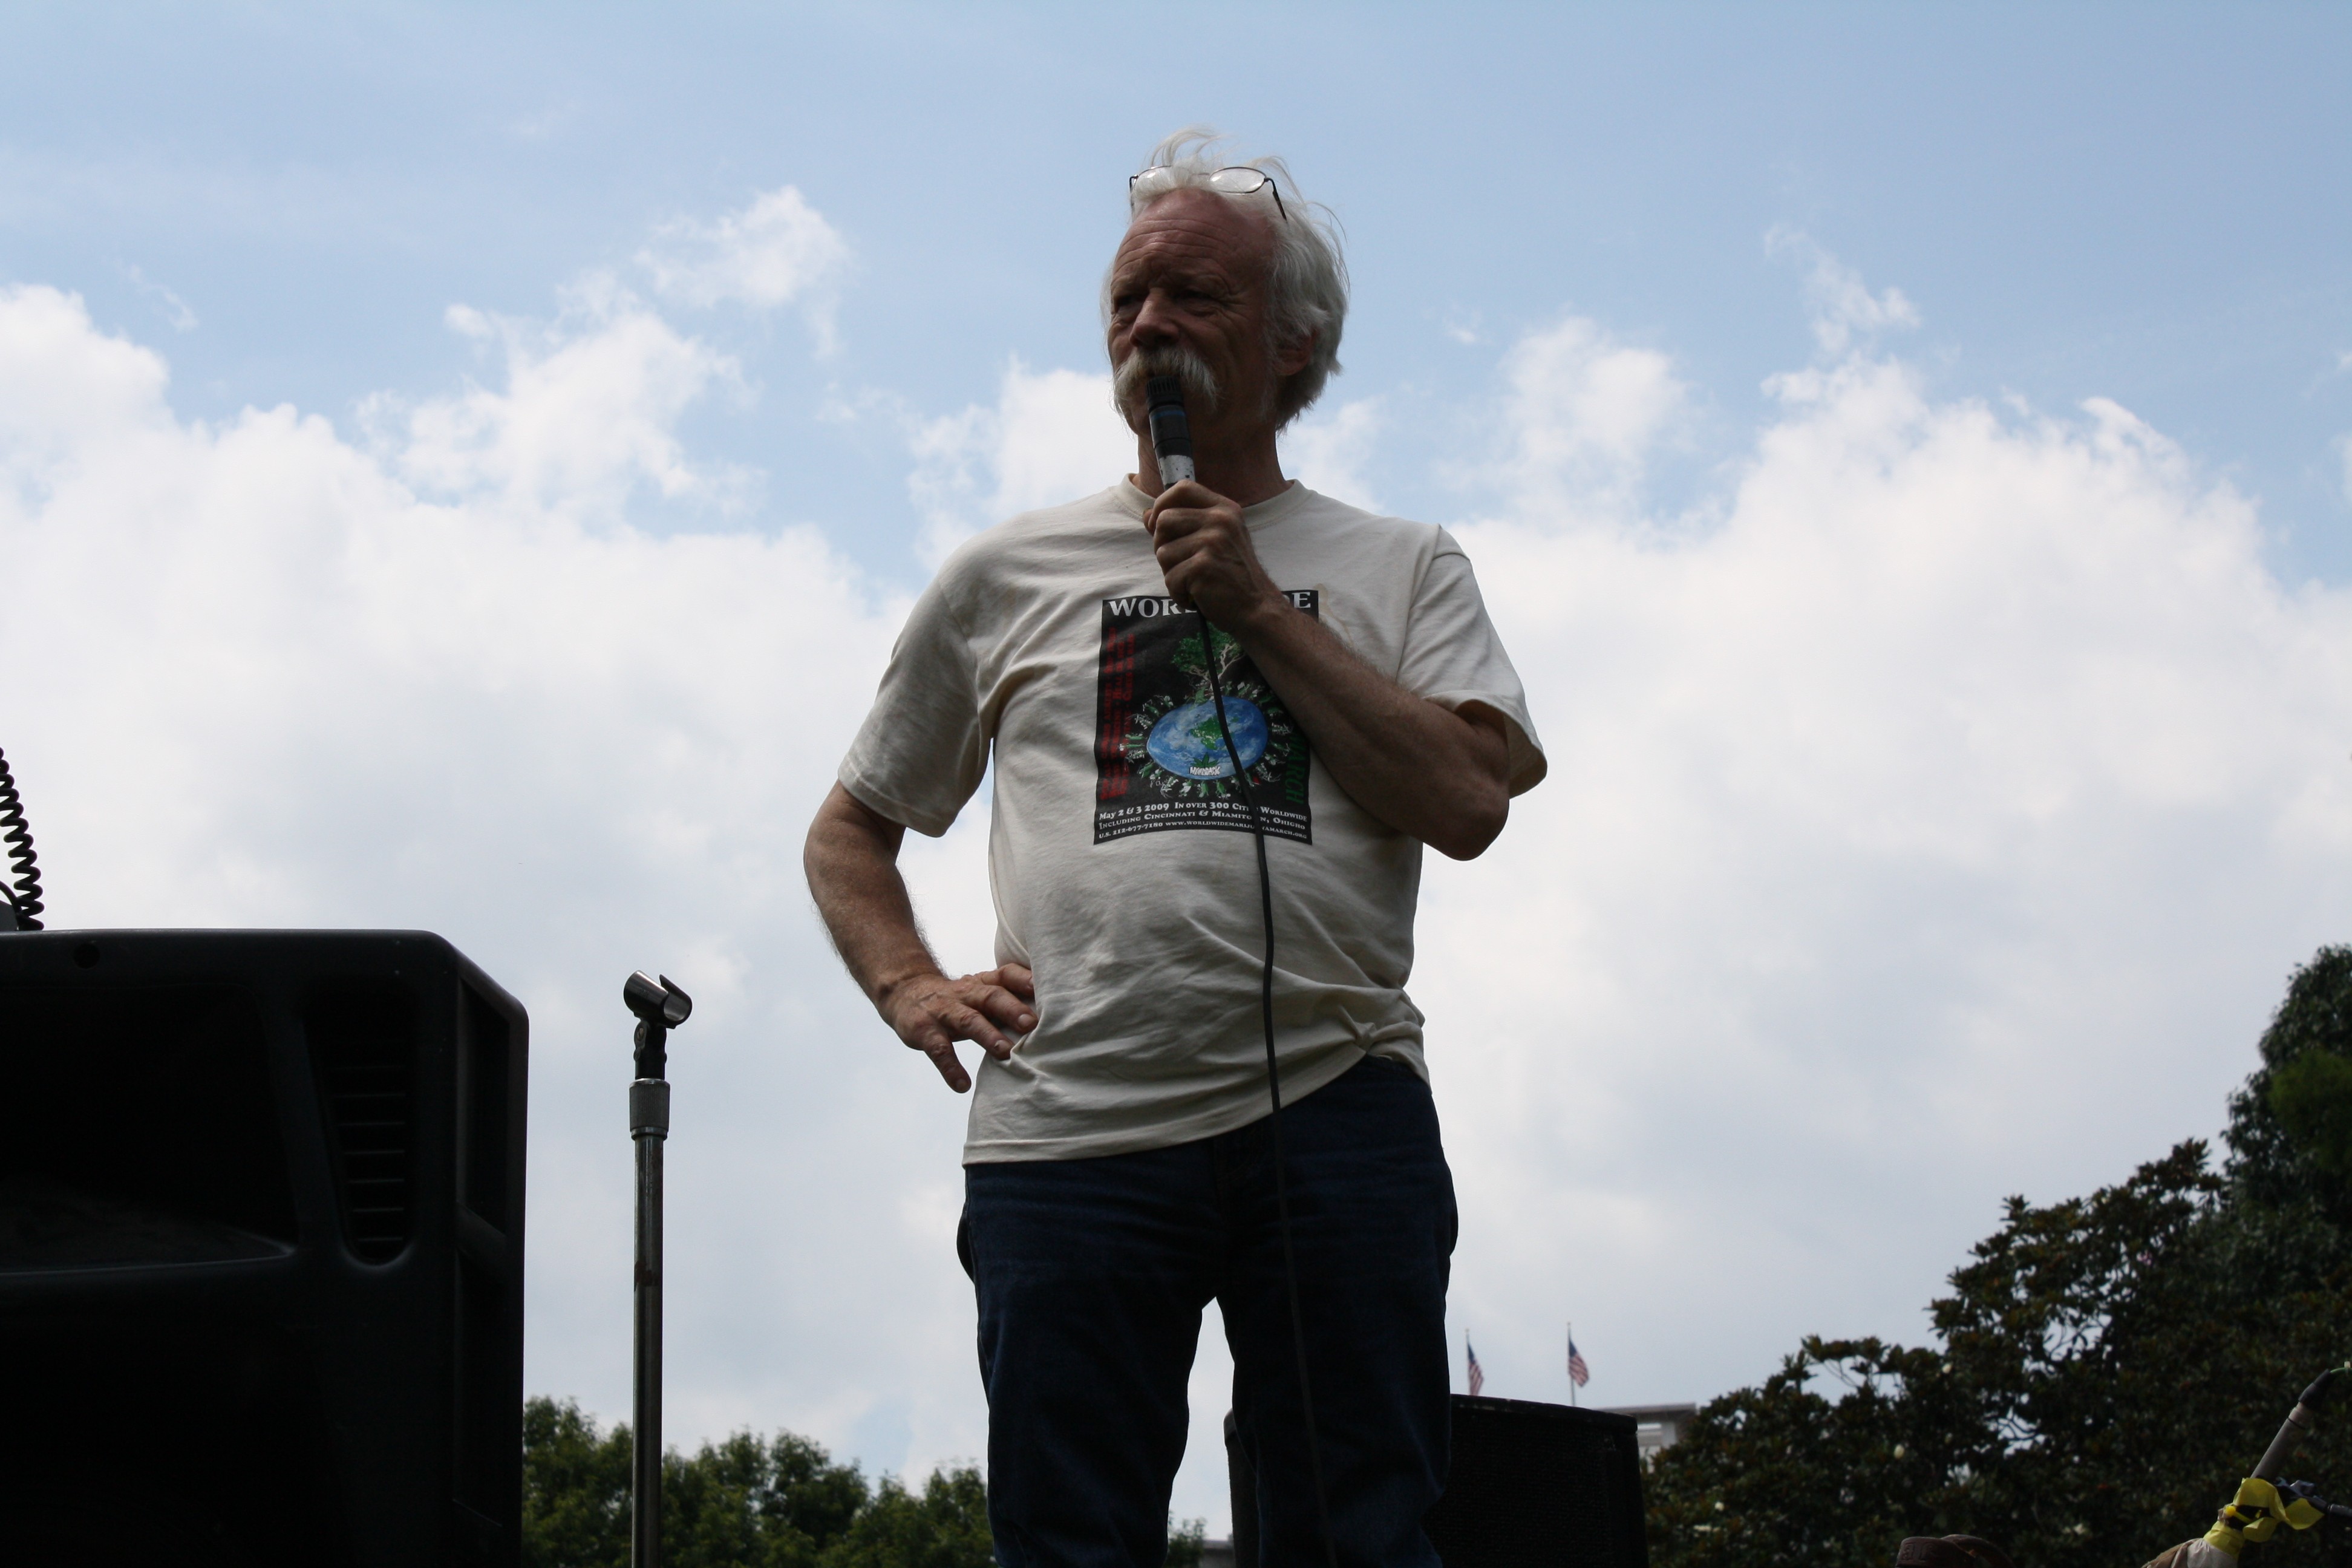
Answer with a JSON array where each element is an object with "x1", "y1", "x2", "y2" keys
[{"x1": 840, "y1": 480, "x2": 1544, "y2": 1163}]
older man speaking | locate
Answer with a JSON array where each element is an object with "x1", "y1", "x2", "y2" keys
[{"x1": 805, "y1": 131, "x2": 1546, "y2": 1568}]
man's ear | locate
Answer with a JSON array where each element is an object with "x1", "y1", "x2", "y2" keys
[{"x1": 1275, "y1": 329, "x2": 1317, "y2": 379}]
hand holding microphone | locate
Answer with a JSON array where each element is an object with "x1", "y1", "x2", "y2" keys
[{"x1": 1143, "y1": 376, "x2": 1282, "y2": 629}]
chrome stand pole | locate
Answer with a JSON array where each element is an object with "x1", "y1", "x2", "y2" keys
[
  {"x1": 630, "y1": 1073, "x2": 670, "y2": 1568},
  {"x1": 621, "y1": 971, "x2": 692, "y2": 1568}
]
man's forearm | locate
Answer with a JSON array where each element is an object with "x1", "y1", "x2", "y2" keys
[
  {"x1": 1232, "y1": 597, "x2": 1510, "y2": 859},
  {"x1": 804, "y1": 783, "x2": 941, "y2": 1007},
  {"x1": 805, "y1": 783, "x2": 1036, "y2": 1093},
  {"x1": 1141, "y1": 481, "x2": 1513, "y2": 858}
]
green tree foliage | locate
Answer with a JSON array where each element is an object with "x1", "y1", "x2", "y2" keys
[
  {"x1": 2235, "y1": 947, "x2": 2352, "y2": 1218},
  {"x1": 521, "y1": 1397, "x2": 1206, "y2": 1568},
  {"x1": 522, "y1": 1397, "x2": 631, "y2": 1565},
  {"x1": 1647, "y1": 947, "x2": 2352, "y2": 1568},
  {"x1": 818, "y1": 1470, "x2": 994, "y2": 1568},
  {"x1": 521, "y1": 1397, "x2": 987, "y2": 1568},
  {"x1": 1165, "y1": 1516, "x2": 1206, "y2": 1568}
]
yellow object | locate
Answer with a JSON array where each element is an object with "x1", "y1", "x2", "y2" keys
[
  {"x1": 2198, "y1": 1519, "x2": 2244, "y2": 1560},
  {"x1": 2203, "y1": 1477, "x2": 2327, "y2": 1556}
]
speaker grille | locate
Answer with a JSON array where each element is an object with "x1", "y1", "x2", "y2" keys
[
  {"x1": 306, "y1": 981, "x2": 417, "y2": 1263},
  {"x1": 324, "y1": 1059, "x2": 411, "y2": 1258},
  {"x1": 0, "y1": 982, "x2": 296, "y2": 1270}
]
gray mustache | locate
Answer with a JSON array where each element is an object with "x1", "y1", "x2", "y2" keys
[{"x1": 1114, "y1": 347, "x2": 1221, "y2": 422}]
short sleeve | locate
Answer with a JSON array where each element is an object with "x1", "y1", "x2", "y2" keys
[
  {"x1": 838, "y1": 574, "x2": 989, "y2": 837},
  {"x1": 1397, "y1": 530, "x2": 1548, "y2": 796}
]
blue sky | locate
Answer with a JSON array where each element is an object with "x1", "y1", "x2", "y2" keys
[
  {"x1": 8, "y1": 1, "x2": 2352, "y2": 1534},
  {"x1": 11, "y1": 4, "x2": 2350, "y2": 577}
]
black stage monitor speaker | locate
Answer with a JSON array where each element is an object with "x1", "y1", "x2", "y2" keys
[
  {"x1": 1225, "y1": 1394, "x2": 1646, "y2": 1568},
  {"x1": 1425, "y1": 1396, "x2": 1647, "y2": 1568},
  {"x1": 0, "y1": 929, "x2": 528, "y2": 1567}
]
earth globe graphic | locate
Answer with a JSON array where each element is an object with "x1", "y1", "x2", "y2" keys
[{"x1": 1146, "y1": 696, "x2": 1270, "y2": 779}]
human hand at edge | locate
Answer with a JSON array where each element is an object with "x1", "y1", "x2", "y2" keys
[{"x1": 880, "y1": 963, "x2": 1036, "y2": 1093}]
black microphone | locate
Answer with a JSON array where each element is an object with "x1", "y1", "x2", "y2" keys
[
  {"x1": 1146, "y1": 375, "x2": 1195, "y2": 489},
  {"x1": 2253, "y1": 1366, "x2": 2345, "y2": 1480}
]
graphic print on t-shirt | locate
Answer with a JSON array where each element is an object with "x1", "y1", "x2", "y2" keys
[{"x1": 1094, "y1": 589, "x2": 1317, "y2": 845}]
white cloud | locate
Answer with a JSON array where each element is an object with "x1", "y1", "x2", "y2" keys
[
  {"x1": 1431, "y1": 338, "x2": 2352, "y2": 1413},
  {"x1": 906, "y1": 359, "x2": 1134, "y2": 562},
  {"x1": 1488, "y1": 314, "x2": 1685, "y2": 524},
  {"x1": 119, "y1": 262, "x2": 198, "y2": 332},
  {"x1": 639, "y1": 186, "x2": 851, "y2": 348},
  {"x1": 1283, "y1": 396, "x2": 1385, "y2": 512},
  {"x1": 0, "y1": 282, "x2": 174, "y2": 486},
  {"x1": 1769, "y1": 226, "x2": 1922, "y2": 356},
  {"x1": 361, "y1": 281, "x2": 752, "y2": 523}
]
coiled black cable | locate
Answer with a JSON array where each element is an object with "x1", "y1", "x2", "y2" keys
[
  {"x1": 0, "y1": 746, "x2": 42, "y2": 930},
  {"x1": 1204, "y1": 638, "x2": 1339, "y2": 1568}
]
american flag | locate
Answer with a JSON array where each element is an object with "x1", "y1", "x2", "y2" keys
[
  {"x1": 1466, "y1": 1338, "x2": 1485, "y2": 1397},
  {"x1": 1567, "y1": 1334, "x2": 1590, "y2": 1390}
]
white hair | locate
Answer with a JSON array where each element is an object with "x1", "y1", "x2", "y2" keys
[{"x1": 1106, "y1": 126, "x2": 1348, "y2": 427}]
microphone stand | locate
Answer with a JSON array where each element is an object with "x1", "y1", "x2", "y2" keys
[{"x1": 624, "y1": 971, "x2": 693, "y2": 1568}]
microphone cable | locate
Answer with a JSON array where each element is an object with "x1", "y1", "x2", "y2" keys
[
  {"x1": 1203, "y1": 651, "x2": 1340, "y2": 1568},
  {"x1": 1148, "y1": 374, "x2": 1339, "y2": 1568},
  {"x1": 0, "y1": 745, "x2": 42, "y2": 931}
]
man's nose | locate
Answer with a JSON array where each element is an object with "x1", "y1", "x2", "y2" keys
[{"x1": 1127, "y1": 289, "x2": 1181, "y2": 347}]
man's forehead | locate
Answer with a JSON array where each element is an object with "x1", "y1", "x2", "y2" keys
[{"x1": 1112, "y1": 191, "x2": 1274, "y2": 278}]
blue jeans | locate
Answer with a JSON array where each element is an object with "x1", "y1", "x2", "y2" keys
[{"x1": 959, "y1": 1057, "x2": 1458, "y2": 1568}]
